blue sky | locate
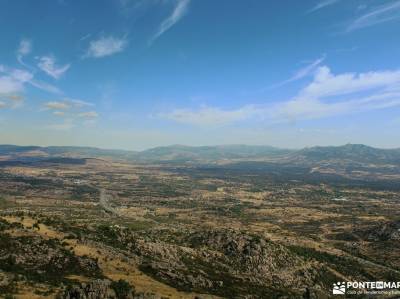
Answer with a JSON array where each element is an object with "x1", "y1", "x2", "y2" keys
[{"x1": 0, "y1": 0, "x2": 400, "y2": 150}]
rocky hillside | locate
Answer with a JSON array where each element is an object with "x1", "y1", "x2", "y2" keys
[
  {"x1": 356, "y1": 220, "x2": 400, "y2": 241},
  {"x1": 89, "y1": 225, "x2": 336, "y2": 298}
]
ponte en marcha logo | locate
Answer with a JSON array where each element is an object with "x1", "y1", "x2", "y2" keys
[{"x1": 332, "y1": 281, "x2": 400, "y2": 295}]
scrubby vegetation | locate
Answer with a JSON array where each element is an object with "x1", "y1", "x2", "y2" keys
[{"x1": 1, "y1": 145, "x2": 400, "y2": 298}]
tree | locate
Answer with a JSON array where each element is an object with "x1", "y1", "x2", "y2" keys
[{"x1": 110, "y1": 279, "x2": 134, "y2": 299}]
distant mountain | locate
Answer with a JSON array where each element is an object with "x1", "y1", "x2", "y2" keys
[
  {"x1": 1, "y1": 143, "x2": 400, "y2": 165},
  {"x1": 0, "y1": 145, "x2": 138, "y2": 160},
  {"x1": 0, "y1": 145, "x2": 42, "y2": 154},
  {"x1": 45, "y1": 146, "x2": 138, "y2": 159},
  {"x1": 0, "y1": 144, "x2": 293, "y2": 162},
  {"x1": 136, "y1": 145, "x2": 294, "y2": 162},
  {"x1": 289, "y1": 144, "x2": 400, "y2": 165}
]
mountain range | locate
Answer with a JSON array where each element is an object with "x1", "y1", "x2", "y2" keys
[
  {"x1": 1, "y1": 143, "x2": 400, "y2": 166},
  {"x1": 0, "y1": 144, "x2": 400, "y2": 164}
]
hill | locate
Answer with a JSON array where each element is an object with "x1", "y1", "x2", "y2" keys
[
  {"x1": 136, "y1": 144, "x2": 293, "y2": 162},
  {"x1": 1, "y1": 144, "x2": 400, "y2": 166},
  {"x1": 290, "y1": 144, "x2": 400, "y2": 165}
]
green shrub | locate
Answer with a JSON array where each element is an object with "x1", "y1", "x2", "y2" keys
[{"x1": 110, "y1": 279, "x2": 134, "y2": 299}]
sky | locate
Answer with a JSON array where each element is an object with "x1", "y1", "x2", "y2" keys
[{"x1": 0, "y1": 0, "x2": 400, "y2": 150}]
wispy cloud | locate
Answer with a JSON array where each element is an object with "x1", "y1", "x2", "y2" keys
[
  {"x1": 2, "y1": 94, "x2": 24, "y2": 109},
  {"x1": 161, "y1": 105, "x2": 257, "y2": 126},
  {"x1": 0, "y1": 75, "x2": 25, "y2": 95},
  {"x1": 161, "y1": 66, "x2": 400, "y2": 126},
  {"x1": 78, "y1": 111, "x2": 99, "y2": 118},
  {"x1": 68, "y1": 98, "x2": 94, "y2": 107},
  {"x1": 45, "y1": 120, "x2": 75, "y2": 131},
  {"x1": 10, "y1": 41, "x2": 63, "y2": 94},
  {"x1": 272, "y1": 66, "x2": 400, "y2": 121},
  {"x1": 300, "y1": 66, "x2": 400, "y2": 99},
  {"x1": 37, "y1": 55, "x2": 70, "y2": 79},
  {"x1": 0, "y1": 67, "x2": 31, "y2": 95},
  {"x1": 44, "y1": 101, "x2": 71, "y2": 110},
  {"x1": 0, "y1": 64, "x2": 61, "y2": 95},
  {"x1": 0, "y1": 89, "x2": 25, "y2": 109},
  {"x1": 269, "y1": 56, "x2": 325, "y2": 89},
  {"x1": 150, "y1": 0, "x2": 190, "y2": 44},
  {"x1": 85, "y1": 36, "x2": 128, "y2": 58},
  {"x1": 346, "y1": 0, "x2": 400, "y2": 32},
  {"x1": 3, "y1": 94, "x2": 24, "y2": 101},
  {"x1": 308, "y1": 0, "x2": 340, "y2": 13},
  {"x1": 80, "y1": 33, "x2": 91, "y2": 41},
  {"x1": 117, "y1": 0, "x2": 153, "y2": 17},
  {"x1": 16, "y1": 39, "x2": 32, "y2": 66},
  {"x1": 9, "y1": 69, "x2": 34, "y2": 82},
  {"x1": 53, "y1": 111, "x2": 65, "y2": 116},
  {"x1": 43, "y1": 99, "x2": 98, "y2": 125},
  {"x1": 29, "y1": 80, "x2": 62, "y2": 94},
  {"x1": 43, "y1": 98, "x2": 93, "y2": 111}
]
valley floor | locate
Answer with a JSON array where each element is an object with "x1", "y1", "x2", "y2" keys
[{"x1": 0, "y1": 157, "x2": 399, "y2": 298}]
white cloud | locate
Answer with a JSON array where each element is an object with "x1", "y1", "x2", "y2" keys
[
  {"x1": 37, "y1": 55, "x2": 70, "y2": 79},
  {"x1": 43, "y1": 100, "x2": 98, "y2": 126},
  {"x1": 43, "y1": 99, "x2": 93, "y2": 111},
  {"x1": 346, "y1": 0, "x2": 400, "y2": 32},
  {"x1": 3, "y1": 94, "x2": 24, "y2": 101},
  {"x1": 0, "y1": 76, "x2": 24, "y2": 94},
  {"x1": 46, "y1": 121, "x2": 75, "y2": 131},
  {"x1": 80, "y1": 33, "x2": 91, "y2": 41},
  {"x1": 308, "y1": 0, "x2": 340, "y2": 13},
  {"x1": 162, "y1": 105, "x2": 258, "y2": 126},
  {"x1": 29, "y1": 80, "x2": 62, "y2": 94},
  {"x1": 16, "y1": 39, "x2": 32, "y2": 67},
  {"x1": 290, "y1": 57, "x2": 326, "y2": 81},
  {"x1": 1, "y1": 65, "x2": 60, "y2": 96},
  {"x1": 17, "y1": 38, "x2": 32, "y2": 58},
  {"x1": 150, "y1": 0, "x2": 190, "y2": 44},
  {"x1": 117, "y1": 0, "x2": 151, "y2": 17},
  {"x1": 9, "y1": 69, "x2": 33, "y2": 82},
  {"x1": 0, "y1": 91, "x2": 25, "y2": 109},
  {"x1": 301, "y1": 66, "x2": 400, "y2": 98},
  {"x1": 275, "y1": 66, "x2": 400, "y2": 120},
  {"x1": 78, "y1": 111, "x2": 99, "y2": 118},
  {"x1": 53, "y1": 111, "x2": 65, "y2": 116},
  {"x1": 278, "y1": 91, "x2": 400, "y2": 121},
  {"x1": 162, "y1": 66, "x2": 400, "y2": 126},
  {"x1": 44, "y1": 101, "x2": 71, "y2": 110},
  {"x1": 269, "y1": 56, "x2": 325, "y2": 89},
  {"x1": 67, "y1": 98, "x2": 94, "y2": 107},
  {"x1": 86, "y1": 36, "x2": 128, "y2": 58},
  {"x1": 0, "y1": 67, "x2": 32, "y2": 95}
]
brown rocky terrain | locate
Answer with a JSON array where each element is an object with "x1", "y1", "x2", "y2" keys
[{"x1": 0, "y1": 145, "x2": 400, "y2": 298}]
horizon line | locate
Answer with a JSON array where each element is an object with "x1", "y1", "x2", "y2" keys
[{"x1": 1, "y1": 142, "x2": 399, "y2": 152}]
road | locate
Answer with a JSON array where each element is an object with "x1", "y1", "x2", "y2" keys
[{"x1": 99, "y1": 188, "x2": 119, "y2": 215}]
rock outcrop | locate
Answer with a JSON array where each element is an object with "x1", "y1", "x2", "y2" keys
[{"x1": 61, "y1": 279, "x2": 135, "y2": 299}]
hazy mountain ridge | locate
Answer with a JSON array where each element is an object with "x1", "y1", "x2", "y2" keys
[
  {"x1": 0, "y1": 145, "x2": 137, "y2": 160},
  {"x1": 1, "y1": 143, "x2": 399, "y2": 165},
  {"x1": 290, "y1": 144, "x2": 400, "y2": 165},
  {"x1": 137, "y1": 144, "x2": 294, "y2": 161}
]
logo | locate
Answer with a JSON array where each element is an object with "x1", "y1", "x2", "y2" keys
[
  {"x1": 332, "y1": 281, "x2": 400, "y2": 295},
  {"x1": 333, "y1": 282, "x2": 346, "y2": 295}
]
